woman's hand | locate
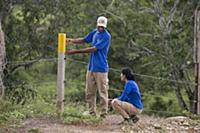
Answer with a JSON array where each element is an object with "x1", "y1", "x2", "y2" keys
[{"x1": 108, "y1": 99, "x2": 113, "y2": 105}]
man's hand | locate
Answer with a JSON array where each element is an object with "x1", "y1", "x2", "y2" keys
[
  {"x1": 66, "y1": 38, "x2": 73, "y2": 43},
  {"x1": 66, "y1": 38, "x2": 85, "y2": 44},
  {"x1": 65, "y1": 47, "x2": 97, "y2": 55},
  {"x1": 65, "y1": 50, "x2": 78, "y2": 55}
]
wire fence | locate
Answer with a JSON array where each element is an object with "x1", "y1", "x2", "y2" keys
[
  {"x1": 31, "y1": 79, "x2": 199, "y2": 106},
  {"x1": 29, "y1": 80, "x2": 190, "y2": 116},
  {"x1": 6, "y1": 57, "x2": 197, "y2": 86},
  {"x1": 5, "y1": 57, "x2": 196, "y2": 115}
]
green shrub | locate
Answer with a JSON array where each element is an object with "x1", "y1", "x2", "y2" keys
[
  {"x1": 0, "y1": 100, "x2": 25, "y2": 125},
  {"x1": 5, "y1": 82, "x2": 37, "y2": 105},
  {"x1": 142, "y1": 92, "x2": 182, "y2": 117}
]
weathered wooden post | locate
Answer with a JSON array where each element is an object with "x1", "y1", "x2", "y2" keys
[
  {"x1": 57, "y1": 33, "x2": 66, "y2": 115},
  {"x1": 194, "y1": 10, "x2": 200, "y2": 115}
]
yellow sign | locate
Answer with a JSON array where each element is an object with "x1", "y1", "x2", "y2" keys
[{"x1": 58, "y1": 33, "x2": 66, "y2": 53}]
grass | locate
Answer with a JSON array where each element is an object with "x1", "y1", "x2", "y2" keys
[
  {"x1": 1, "y1": 62, "x2": 198, "y2": 132},
  {"x1": 0, "y1": 87, "x2": 101, "y2": 132}
]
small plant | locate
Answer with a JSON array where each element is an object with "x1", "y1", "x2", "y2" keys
[
  {"x1": 5, "y1": 81, "x2": 37, "y2": 105},
  {"x1": 0, "y1": 100, "x2": 25, "y2": 126},
  {"x1": 62, "y1": 104, "x2": 101, "y2": 124}
]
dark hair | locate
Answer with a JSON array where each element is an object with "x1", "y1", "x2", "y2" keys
[{"x1": 121, "y1": 68, "x2": 135, "y2": 81}]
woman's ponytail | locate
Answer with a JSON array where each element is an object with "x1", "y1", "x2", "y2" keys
[{"x1": 121, "y1": 67, "x2": 135, "y2": 81}]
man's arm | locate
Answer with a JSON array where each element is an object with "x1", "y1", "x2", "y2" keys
[
  {"x1": 66, "y1": 38, "x2": 85, "y2": 44},
  {"x1": 66, "y1": 46, "x2": 97, "y2": 54}
]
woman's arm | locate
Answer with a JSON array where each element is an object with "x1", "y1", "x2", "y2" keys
[{"x1": 118, "y1": 83, "x2": 132, "y2": 101}]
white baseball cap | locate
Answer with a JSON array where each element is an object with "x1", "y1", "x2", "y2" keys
[{"x1": 97, "y1": 16, "x2": 107, "y2": 28}]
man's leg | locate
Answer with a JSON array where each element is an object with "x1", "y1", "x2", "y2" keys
[
  {"x1": 85, "y1": 71, "x2": 97, "y2": 115},
  {"x1": 95, "y1": 72, "x2": 109, "y2": 117}
]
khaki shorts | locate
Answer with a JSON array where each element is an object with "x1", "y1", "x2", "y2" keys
[{"x1": 111, "y1": 98, "x2": 142, "y2": 118}]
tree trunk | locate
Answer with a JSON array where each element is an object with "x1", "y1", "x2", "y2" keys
[
  {"x1": 0, "y1": 19, "x2": 6, "y2": 98},
  {"x1": 0, "y1": 0, "x2": 12, "y2": 99},
  {"x1": 174, "y1": 85, "x2": 188, "y2": 111},
  {"x1": 194, "y1": 9, "x2": 200, "y2": 114},
  {"x1": 172, "y1": 71, "x2": 188, "y2": 111},
  {"x1": 190, "y1": 90, "x2": 196, "y2": 114}
]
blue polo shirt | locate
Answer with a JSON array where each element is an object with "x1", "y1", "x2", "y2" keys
[
  {"x1": 84, "y1": 28, "x2": 111, "y2": 72},
  {"x1": 118, "y1": 80, "x2": 143, "y2": 109}
]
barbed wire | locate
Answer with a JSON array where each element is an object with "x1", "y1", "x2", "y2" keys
[
  {"x1": 6, "y1": 57, "x2": 197, "y2": 86},
  {"x1": 6, "y1": 57, "x2": 57, "y2": 65},
  {"x1": 66, "y1": 58, "x2": 197, "y2": 86},
  {"x1": 27, "y1": 80, "x2": 200, "y2": 104},
  {"x1": 28, "y1": 81, "x2": 188, "y2": 115}
]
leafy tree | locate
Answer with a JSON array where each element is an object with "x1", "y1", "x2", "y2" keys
[{"x1": 1, "y1": 0, "x2": 200, "y2": 113}]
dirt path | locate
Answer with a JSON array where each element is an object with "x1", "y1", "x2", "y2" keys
[
  {"x1": 10, "y1": 115, "x2": 200, "y2": 133},
  {"x1": 16, "y1": 115, "x2": 122, "y2": 133}
]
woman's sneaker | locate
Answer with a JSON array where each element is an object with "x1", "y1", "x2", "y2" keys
[{"x1": 130, "y1": 115, "x2": 139, "y2": 123}]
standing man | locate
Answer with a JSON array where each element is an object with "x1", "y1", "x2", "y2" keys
[{"x1": 66, "y1": 16, "x2": 111, "y2": 118}]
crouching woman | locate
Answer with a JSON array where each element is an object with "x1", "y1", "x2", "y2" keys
[{"x1": 109, "y1": 68, "x2": 143, "y2": 123}]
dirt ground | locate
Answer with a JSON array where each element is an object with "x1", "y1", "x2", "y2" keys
[{"x1": 3, "y1": 115, "x2": 200, "y2": 133}]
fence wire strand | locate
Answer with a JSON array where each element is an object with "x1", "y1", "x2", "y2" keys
[{"x1": 6, "y1": 57, "x2": 197, "y2": 86}]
